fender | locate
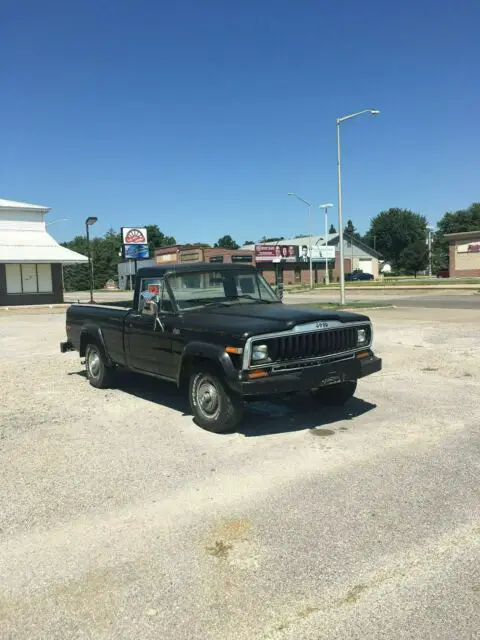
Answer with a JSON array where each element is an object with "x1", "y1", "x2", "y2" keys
[
  {"x1": 177, "y1": 341, "x2": 239, "y2": 386},
  {"x1": 79, "y1": 324, "x2": 112, "y2": 365}
]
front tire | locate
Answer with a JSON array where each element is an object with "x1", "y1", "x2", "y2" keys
[
  {"x1": 85, "y1": 342, "x2": 114, "y2": 389},
  {"x1": 189, "y1": 367, "x2": 243, "y2": 433},
  {"x1": 313, "y1": 380, "x2": 357, "y2": 405}
]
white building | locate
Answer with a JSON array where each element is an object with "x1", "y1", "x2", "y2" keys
[{"x1": 0, "y1": 198, "x2": 87, "y2": 306}]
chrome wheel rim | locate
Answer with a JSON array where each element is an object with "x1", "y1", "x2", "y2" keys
[
  {"x1": 196, "y1": 377, "x2": 220, "y2": 419},
  {"x1": 88, "y1": 349, "x2": 101, "y2": 378}
]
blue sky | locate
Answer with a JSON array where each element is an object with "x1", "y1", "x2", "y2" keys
[{"x1": 2, "y1": 0, "x2": 479, "y2": 245}]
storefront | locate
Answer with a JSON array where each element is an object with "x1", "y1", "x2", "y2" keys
[
  {"x1": 445, "y1": 231, "x2": 480, "y2": 277},
  {"x1": 0, "y1": 199, "x2": 88, "y2": 306}
]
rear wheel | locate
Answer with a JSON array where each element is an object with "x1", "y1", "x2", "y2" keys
[
  {"x1": 313, "y1": 380, "x2": 357, "y2": 405},
  {"x1": 85, "y1": 342, "x2": 114, "y2": 389},
  {"x1": 189, "y1": 366, "x2": 243, "y2": 433}
]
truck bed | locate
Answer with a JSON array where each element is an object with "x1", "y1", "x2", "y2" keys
[{"x1": 66, "y1": 303, "x2": 131, "y2": 366}]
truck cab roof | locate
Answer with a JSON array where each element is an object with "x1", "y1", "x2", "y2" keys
[{"x1": 136, "y1": 263, "x2": 257, "y2": 279}]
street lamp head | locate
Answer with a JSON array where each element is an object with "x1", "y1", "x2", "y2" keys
[
  {"x1": 319, "y1": 203, "x2": 334, "y2": 209},
  {"x1": 287, "y1": 192, "x2": 296, "y2": 196},
  {"x1": 369, "y1": 110, "x2": 380, "y2": 115},
  {"x1": 86, "y1": 216, "x2": 98, "y2": 226}
]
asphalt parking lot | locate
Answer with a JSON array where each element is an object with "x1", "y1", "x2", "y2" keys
[{"x1": 0, "y1": 307, "x2": 479, "y2": 639}]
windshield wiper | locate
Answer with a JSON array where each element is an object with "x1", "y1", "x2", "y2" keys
[
  {"x1": 227, "y1": 295, "x2": 273, "y2": 304},
  {"x1": 184, "y1": 300, "x2": 232, "y2": 310}
]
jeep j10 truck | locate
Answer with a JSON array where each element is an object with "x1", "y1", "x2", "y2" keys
[{"x1": 61, "y1": 263, "x2": 382, "y2": 432}]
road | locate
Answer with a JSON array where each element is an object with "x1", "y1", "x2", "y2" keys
[
  {"x1": 0, "y1": 307, "x2": 479, "y2": 639},
  {"x1": 285, "y1": 291, "x2": 480, "y2": 310}
]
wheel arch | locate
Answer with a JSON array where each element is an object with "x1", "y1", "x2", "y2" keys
[
  {"x1": 177, "y1": 342, "x2": 238, "y2": 389},
  {"x1": 79, "y1": 325, "x2": 111, "y2": 365}
]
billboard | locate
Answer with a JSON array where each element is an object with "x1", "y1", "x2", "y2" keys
[
  {"x1": 255, "y1": 244, "x2": 298, "y2": 262},
  {"x1": 124, "y1": 244, "x2": 149, "y2": 260},
  {"x1": 255, "y1": 244, "x2": 335, "y2": 263},
  {"x1": 122, "y1": 227, "x2": 148, "y2": 245},
  {"x1": 302, "y1": 246, "x2": 336, "y2": 262}
]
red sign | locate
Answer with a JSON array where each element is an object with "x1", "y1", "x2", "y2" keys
[
  {"x1": 148, "y1": 284, "x2": 160, "y2": 295},
  {"x1": 255, "y1": 245, "x2": 278, "y2": 262},
  {"x1": 122, "y1": 227, "x2": 147, "y2": 244}
]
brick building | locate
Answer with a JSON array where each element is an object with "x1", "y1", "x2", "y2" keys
[
  {"x1": 444, "y1": 231, "x2": 480, "y2": 277},
  {"x1": 155, "y1": 245, "x2": 254, "y2": 266}
]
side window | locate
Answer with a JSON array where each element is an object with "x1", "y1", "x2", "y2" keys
[
  {"x1": 236, "y1": 274, "x2": 256, "y2": 295},
  {"x1": 139, "y1": 278, "x2": 175, "y2": 314},
  {"x1": 139, "y1": 278, "x2": 164, "y2": 313}
]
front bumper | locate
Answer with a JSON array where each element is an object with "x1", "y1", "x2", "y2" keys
[{"x1": 231, "y1": 354, "x2": 382, "y2": 397}]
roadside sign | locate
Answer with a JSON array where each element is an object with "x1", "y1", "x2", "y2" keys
[{"x1": 122, "y1": 227, "x2": 148, "y2": 245}]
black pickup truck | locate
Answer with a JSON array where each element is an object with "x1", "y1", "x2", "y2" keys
[{"x1": 61, "y1": 263, "x2": 381, "y2": 432}]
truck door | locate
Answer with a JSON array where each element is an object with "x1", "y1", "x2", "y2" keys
[{"x1": 125, "y1": 277, "x2": 176, "y2": 379}]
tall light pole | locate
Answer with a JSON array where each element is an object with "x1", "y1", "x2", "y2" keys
[
  {"x1": 337, "y1": 109, "x2": 380, "y2": 304},
  {"x1": 427, "y1": 225, "x2": 434, "y2": 277},
  {"x1": 288, "y1": 192, "x2": 313, "y2": 288},
  {"x1": 85, "y1": 216, "x2": 98, "y2": 303},
  {"x1": 319, "y1": 203, "x2": 334, "y2": 284}
]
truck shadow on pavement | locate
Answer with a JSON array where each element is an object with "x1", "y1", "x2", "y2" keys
[
  {"x1": 239, "y1": 394, "x2": 376, "y2": 437},
  {"x1": 70, "y1": 370, "x2": 376, "y2": 436}
]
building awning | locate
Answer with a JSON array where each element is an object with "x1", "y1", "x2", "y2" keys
[{"x1": 0, "y1": 229, "x2": 88, "y2": 265}]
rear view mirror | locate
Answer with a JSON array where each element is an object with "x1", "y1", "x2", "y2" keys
[{"x1": 142, "y1": 300, "x2": 158, "y2": 316}]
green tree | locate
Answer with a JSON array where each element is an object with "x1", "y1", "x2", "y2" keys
[
  {"x1": 62, "y1": 236, "x2": 89, "y2": 291},
  {"x1": 214, "y1": 235, "x2": 239, "y2": 249},
  {"x1": 328, "y1": 224, "x2": 337, "y2": 234},
  {"x1": 433, "y1": 203, "x2": 480, "y2": 273},
  {"x1": 263, "y1": 236, "x2": 284, "y2": 242},
  {"x1": 398, "y1": 240, "x2": 429, "y2": 276},
  {"x1": 243, "y1": 239, "x2": 256, "y2": 246},
  {"x1": 62, "y1": 225, "x2": 177, "y2": 291},
  {"x1": 364, "y1": 208, "x2": 427, "y2": 268},
  {"x1": 344, "y1": 219, "x2": 362, "y2": 242},
  {"x1": 145, "y1": 224, "x2": 176, "y2": 254}
]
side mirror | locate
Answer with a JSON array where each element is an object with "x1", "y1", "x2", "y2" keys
[{"x1": 142, "y1": 300, "x2": 158, "y2": 316}]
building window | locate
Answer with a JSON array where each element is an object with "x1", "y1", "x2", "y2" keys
[
  {"x1": 5, "y1": 264, "x2": 53, "y2": 294},
  {"x1": 294, "y1": 268, "x2": 302, "y2": 283},
  {"x1": 231, "y1": 255, "x2": 252, "y2": 263}
]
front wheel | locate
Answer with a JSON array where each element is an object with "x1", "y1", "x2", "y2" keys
[
  {"x1": 312, "y1": 380, "x2": 357, "y2": 405},
  {"x1": 189, "y1": 367, "x2": 244, "y2": 433}
]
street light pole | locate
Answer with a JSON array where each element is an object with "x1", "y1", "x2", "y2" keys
[
  {"x1": 288, "y1": 192, "x2": 313, "y2": 288},
  {"x1": 427, "y1": 226, "x2": 434, "y2": 276},
  {"x1": 85, "y1": 216, "x2": 98, "y2": 304},
  {"x1": 319, "y1": 204, "x2": 334, "y2": 285},
  {"x1": 336, "y1": 109, "x2": 380, "y2": 305}
]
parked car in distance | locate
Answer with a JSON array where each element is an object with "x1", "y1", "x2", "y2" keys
[
  {"x1": 345, "y1": 270, "x2": 375, "y2": 281},
  {"x1": 436, "y1": 269, "x2": 449, "y2": 278},
  {"x1": 61, "y1": 263, "x2": 382, "y2": 433}
]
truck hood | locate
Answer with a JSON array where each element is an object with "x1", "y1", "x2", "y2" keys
[{"x1": 184, "y1": 303, "x2": 369, "y2": 338}]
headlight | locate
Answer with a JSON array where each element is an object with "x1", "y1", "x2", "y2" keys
[
  {"x1": 251, "y1": 344, "x2": 269, "y2": 362},
  {"x1": 357, "y1": 328, "x2": 368, "y2": 345}
]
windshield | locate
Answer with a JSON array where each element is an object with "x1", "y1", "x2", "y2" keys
[{"x1": 166, "y1": 269, "x2": 279, "y2": 310}]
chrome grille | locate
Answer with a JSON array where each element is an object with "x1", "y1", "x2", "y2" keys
[{"x1": 257, "y1": 325, "x2": 367, "y2": 364}]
